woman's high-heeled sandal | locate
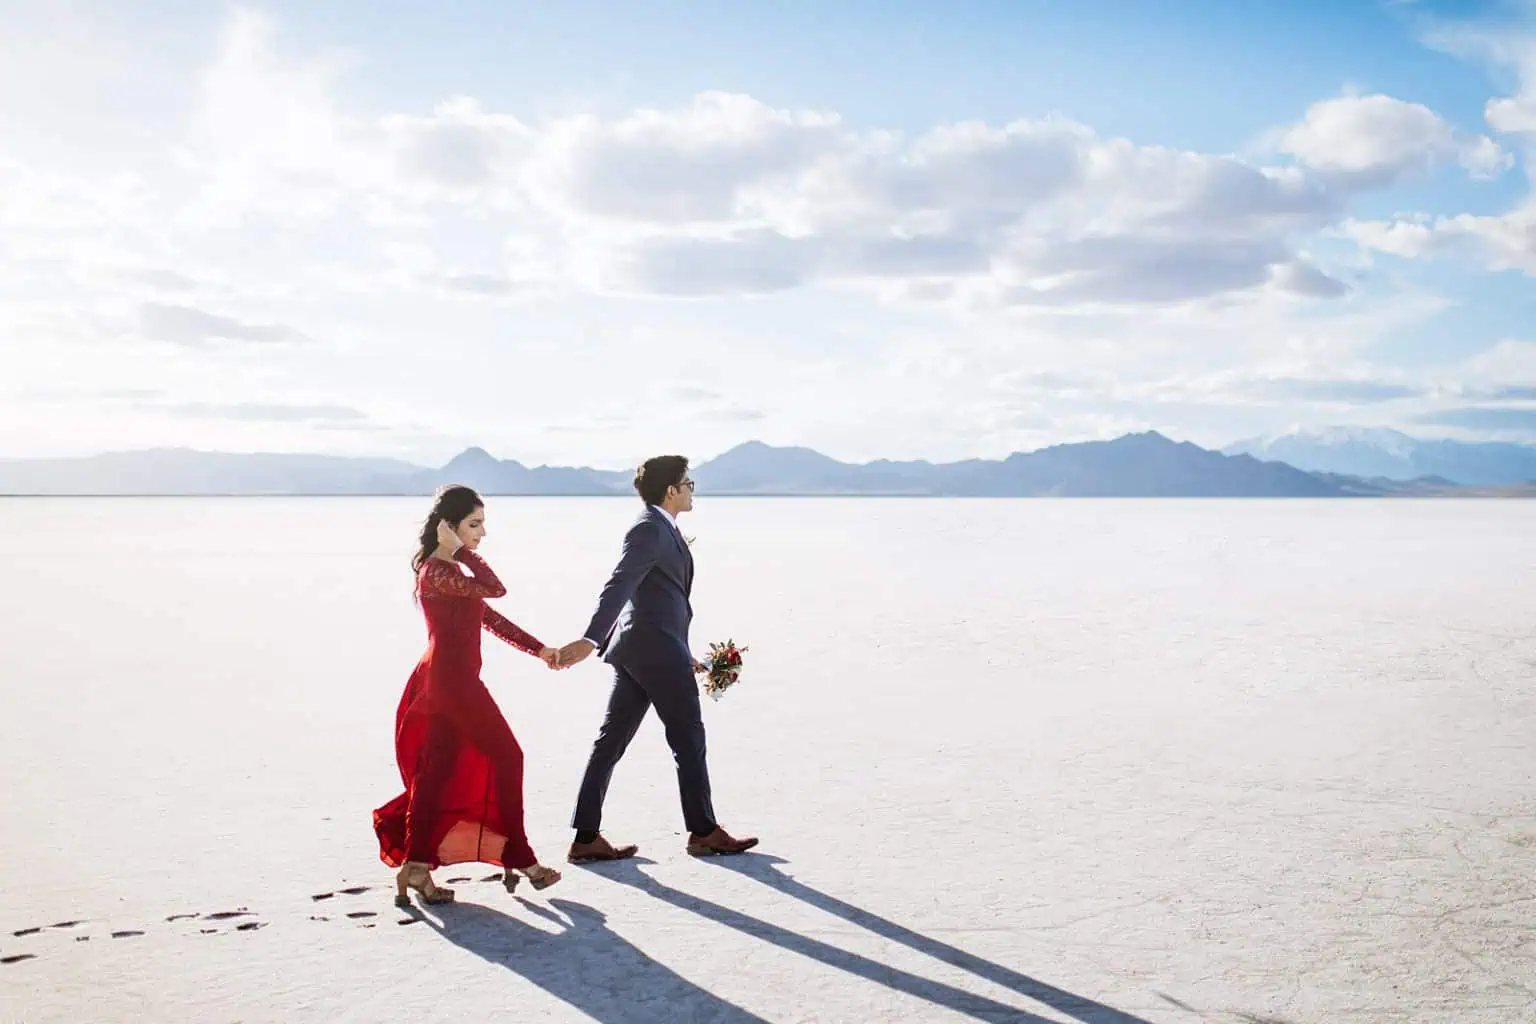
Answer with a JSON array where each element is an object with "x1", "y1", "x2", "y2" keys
[
  {"x1": 395, "y1": 862, "x2": 455, "y2": 907},
  {"x1": 522, "y1": 864, "x2": 561, "y2": 891}
]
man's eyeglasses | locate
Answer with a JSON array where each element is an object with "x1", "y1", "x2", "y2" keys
[{"x1": 677, "y1": 479, "x2": 695, "y2": 490}]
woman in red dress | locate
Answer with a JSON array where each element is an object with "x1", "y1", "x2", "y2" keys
[{"x1": 373, "y1": 485, "x2": 562, "y2": 905}]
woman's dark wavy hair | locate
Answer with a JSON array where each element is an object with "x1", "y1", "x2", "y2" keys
[{"x1": 412, "y1": 484, "x2": 484, "y2": 578}]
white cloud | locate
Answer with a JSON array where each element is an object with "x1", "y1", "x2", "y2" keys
[
  {"x1": 163, "y1": 401, "x2": 368, "y2": 423},
  {"x1": 138, "y1": 303, "x2": 309, "y2": 347},
  {"x1": 124, "y1": 17, "x2": 1368, "y2": 310},
  {"x1": 1278, "y1": 93, "x2": 1510, "y2": 185},
  {"x1": 0, "y1": 159, "x2": 158, "y2": 236},
  {"x1": 1268, "y1": 259, "x2": 1352, "y2": 299},
  {"x1": 1345, "y1": 198, "x2": 1536, "y2": 275},
  {"x1": 171, "y1": 10, "x2": 360, "y2": 229},
  {"x1": 1337, "y1": 17, "x2": 1536, "y2": 282},
  {"x1": 540, "y1": 110, "x2": 1349, "y2": 305},
  {"x1": 381, "y1": 97, "x2": 535, "y2": 204},
  {"x1": 1489, "y1": 96, "x2": 1536, "y2": 134},
  {"x1": 526, "y1": 92, "x2": 846, "y2": 224},
  {"x1": 3, "y1": 6, "x2": 1529, "y2": 461},
  {"x1": 1423, "y1": 24, "x2": 1536, "y2": 137},
  {"x1": 1457, "y1": 338, "x2": 1536, "y2": 382},
  {"x1": 1329, "y1": 24, "x2": 1536, "y2": 277}
]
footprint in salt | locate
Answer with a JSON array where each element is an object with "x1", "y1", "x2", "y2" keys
[
  {"x1": 166, "y1": 914, "x2": 199, "y2": 922},
  {"x1": 49, "y1": 921, "x2": 82, "y2": 930},
  {"x1": 203, "y1": 910, "x2": 251, "y2": 921},
  {"x1": 346, "y1": 911, "x2": 377, "y2": 920},
  {"x1": 338, "y1": 886, "x2": 370, "y2": 896},
  {"x1": 12, "y1": 928, "x2": 40, "y2": 937},
  {"x1": 110, "y1": 931, "x2": 144, "y2": 939},
  {"x1": 2, "y1": 954, "x2": 37, "y2": 964},
  {"x1": 236, "y1": 922, "x2": 266, "y2": 932},
  {"x1": 311, "y1": 892, "x2": 335, "y2": 902}
]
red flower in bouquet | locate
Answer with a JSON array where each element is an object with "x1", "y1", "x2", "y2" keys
[{"x1": 700, "y1": 639, "x2": 748, "y2": 702}]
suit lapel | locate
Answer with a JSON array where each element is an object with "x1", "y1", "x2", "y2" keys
[
  {"x1": 648, "y1": 507, "x2": 684, "y2": 560},
  {"x1": 683, "y1": 531, "x2": 694, "y2": 595},
  {"x1": 649, "y1": 507, "x2": 694, "y2": 596}
]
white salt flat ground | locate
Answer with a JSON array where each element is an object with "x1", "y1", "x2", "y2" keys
[{"x1": 0, "y1": 497, "x2": 1531, "y2": 1023}]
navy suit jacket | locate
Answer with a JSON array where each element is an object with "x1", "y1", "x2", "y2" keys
[{"x1": 582, "y1": 505, "x2": 694, "y2": 669}]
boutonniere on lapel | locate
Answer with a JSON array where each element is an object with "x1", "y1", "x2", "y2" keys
[{"x1": 683, "y1": 535, "x2": 696, "y2": 547}]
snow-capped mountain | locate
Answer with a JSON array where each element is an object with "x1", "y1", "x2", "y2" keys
[{"x1": 1224, "y1": 426, "x2": 1536, "y2": 485}]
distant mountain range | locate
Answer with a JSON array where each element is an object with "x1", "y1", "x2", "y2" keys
[
  {"x1": 0, "y1": 449, "x2": 423, "y2": 495},
  {"x1": 4, "y1": 430, "x2": 1533, "y2": 497},
  {"x1": 1225, "y1": 426, "x2": 1536, "y2": 486}
]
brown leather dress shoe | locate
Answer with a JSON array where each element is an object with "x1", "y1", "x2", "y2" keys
[
  {"x1": 567, "y1": 834, "x2": 639, "y2": 864},
  {"x1": 686, "y1": 826, "x2": 759, "y2": 856}
]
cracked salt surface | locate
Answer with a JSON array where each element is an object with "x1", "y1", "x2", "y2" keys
[{"x1": 1, "y1": 498, "x2": 1531, "y2": 1022}]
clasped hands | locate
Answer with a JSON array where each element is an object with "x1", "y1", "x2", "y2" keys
[
  {"x1": 538, "y1": 640, "x2": 706, "y2": 675},
  {"x1": 538, "y1": 639, "x2": 596, "y2": 671}
]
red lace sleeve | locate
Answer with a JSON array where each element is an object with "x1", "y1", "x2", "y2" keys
[
  {"x1": 483, "y1": 607, "x2": 545, "y2": 657},
  {"x1": 419, "y1": 550, "x2": 509, "y2": 600}
]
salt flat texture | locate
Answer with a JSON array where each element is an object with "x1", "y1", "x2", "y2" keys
[{"x1": 0, "y1": 497, "x2": 1531, "y2": 1023}]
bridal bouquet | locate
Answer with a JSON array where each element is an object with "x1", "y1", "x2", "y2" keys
[{"x1": 700, "y1": 639, "x2": 747, "y2": 702}]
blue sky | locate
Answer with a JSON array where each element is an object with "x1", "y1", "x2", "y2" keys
[
  {"x1": 2, "y1": 0, "x2": 1534, "y2": 465},
  {"x1": 265, "y1": 1, "x2": 1517, "y2": 143}
]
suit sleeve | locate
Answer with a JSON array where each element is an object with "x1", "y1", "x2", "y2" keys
[{"x1": 582, "y1": 519, "x2": 663, "y2": 648}]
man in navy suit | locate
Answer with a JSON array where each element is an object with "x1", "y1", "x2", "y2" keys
[{"x1": 556, "y1": 455, "x2": 758, "y2": 863}]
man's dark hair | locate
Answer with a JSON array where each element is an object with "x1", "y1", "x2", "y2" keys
[{"x1": 634, "y1": 455, "x2": 689, "y2": 506}]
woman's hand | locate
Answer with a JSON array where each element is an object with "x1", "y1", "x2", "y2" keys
[
  {"x1": 436, "y1": 519, "x2": 464, "y2": 554},
  {"x1": 540, "y1": 646, "x2": 562, "y2": 670}
]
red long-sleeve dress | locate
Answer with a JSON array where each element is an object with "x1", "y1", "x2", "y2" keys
[{"x1": 373, "y1": 548, "x2": 545, "y2": 871}]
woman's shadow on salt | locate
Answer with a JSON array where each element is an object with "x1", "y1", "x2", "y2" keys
[{"x1": 414, "y1": 893, "x2": 769, "y2": 1024}]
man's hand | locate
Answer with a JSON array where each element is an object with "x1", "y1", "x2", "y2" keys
[
  {"x1": 558, "y1": 639, "x2": 597, "y2": 668},
  {"x1": 692, "y1": 658, "x2": 707, "y2": 675},
  {"x1": 539, "y1": 646, "x2": 562, "y2": 670}
]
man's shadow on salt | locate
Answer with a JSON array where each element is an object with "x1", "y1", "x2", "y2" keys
[
  {"x1": 710, "y1": 853, "x2": 1154, "y2": 1024},
  {"x1": 595, "y1": 854, "x2": 1154, "y2": 1024}
]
